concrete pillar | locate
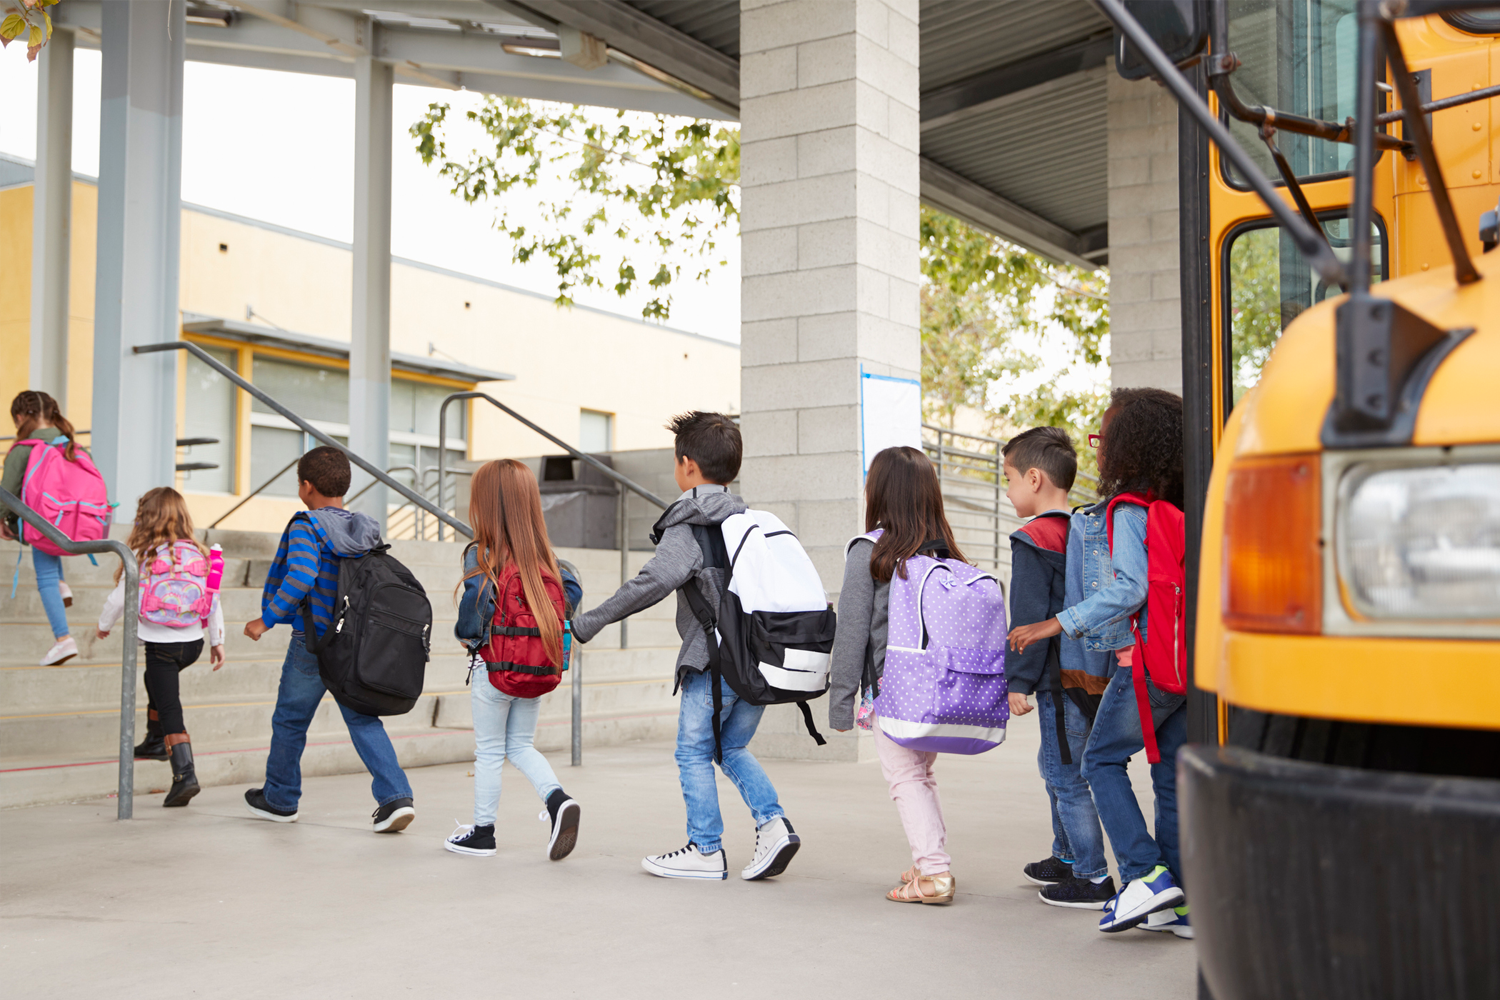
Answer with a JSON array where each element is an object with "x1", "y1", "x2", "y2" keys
[
  {"x1": 739, "y1": 0, "x2": 920, "y2": 761},
  {"x1": 1106, "y1": 70, "x2": 1182, "y2": 392},
  {"x1": 91, "y1": 1, "x2": 185, "y2": 516},
  {"x1": 350, "y1": 54, "x2": 393, "y2": 528},
  {"x1": 30, "y1": 28, "x2": 73, "y2": 407}
]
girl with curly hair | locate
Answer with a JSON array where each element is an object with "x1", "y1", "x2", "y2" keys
[{"x1": 1008, "y1": 388, "x2": 1191, "y2": 937}]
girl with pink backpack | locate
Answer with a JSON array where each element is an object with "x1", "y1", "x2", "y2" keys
[
  {"x1": 97, "y1": 488, "x2": 225, "y2": 808},
  {"x1": 3, "y1": 391, "x2": 107, "y2": 666},
  {"x1": 828, "y1": 446, "x2": 1009, "y2": 906}
]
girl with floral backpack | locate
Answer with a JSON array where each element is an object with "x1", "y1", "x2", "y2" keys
[
  {"x1": 97, "y1": 488, "x2": 225, "y2": 807},
  {"x1": 447, "y1": 459, "x2": 582, "y2": 861}
]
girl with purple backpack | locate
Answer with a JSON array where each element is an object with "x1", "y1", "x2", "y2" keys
[{"x1": 828, "y1": 446, "x2": 988, "y2": 906}]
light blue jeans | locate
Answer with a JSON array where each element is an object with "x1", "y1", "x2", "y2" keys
[
  {"x1": 471, "y1": 677, "x2": 561, "y2": 827},
  {"x1": 676, "y1": 668, "x2": 783, "y2": 854},
  {"x1": 1036, "y1": 689, "x2": 1108, "y2": 879},
  {"x1": 32, "y1": 549, "x2": 69, "y2": 640}
]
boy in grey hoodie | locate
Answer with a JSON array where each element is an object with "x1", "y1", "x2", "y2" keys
[
  {"x1": 241, "y1": 447, "x2": 416, "y2": 833},
  {"x1": 572, "y1": 412, "x2": 801, "y2": 882}
]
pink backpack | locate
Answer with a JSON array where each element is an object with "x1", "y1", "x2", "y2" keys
[
  {"x1": 141, "y1": 540, "x2": 216, "y2": 628},
  {"x1": 13, "y1": 438, "x2": 112, "y2": 556}
]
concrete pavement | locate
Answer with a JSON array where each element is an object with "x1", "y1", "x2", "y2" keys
[{"x1": 0, "y1": 710, "x2": 1196, "y2": 999}]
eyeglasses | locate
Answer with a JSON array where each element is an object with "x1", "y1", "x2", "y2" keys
[{"x1": 1088, "y1": 433, "x2": 1102, "y2": 449}]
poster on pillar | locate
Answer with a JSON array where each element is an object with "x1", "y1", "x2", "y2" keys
[{"x1": 860, "y1": 369, "x2": 922, "y2": 476}]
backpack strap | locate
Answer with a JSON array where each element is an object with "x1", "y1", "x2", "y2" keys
[
  {"x1": 1131, "y1": 650, "x2": 1162, "y2": 764},
  {"x1": 1103, "y1": 493, "x2": 1151, "y2": 556}
]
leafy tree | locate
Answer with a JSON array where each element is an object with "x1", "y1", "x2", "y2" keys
[
  {"x1": 1, "y1": 0, "x2": 59, "y2": 61},
  {"x1": 412, "y1": 97, "x2": 738, "y2": 322},
  {"x1": 1226, "y1": 226, "x2": 1282, "y2": 404}
]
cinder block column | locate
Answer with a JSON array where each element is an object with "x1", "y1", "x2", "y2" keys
[
  {"x1": 739, "y1": 0, "x2": 920, "y2": 762},
  {"x1": 1106, "y1": 70, "x2": 1182, "y2": 393},
  {"x1": 350, "y1": 54, "x2": 393, "y2": 529}
]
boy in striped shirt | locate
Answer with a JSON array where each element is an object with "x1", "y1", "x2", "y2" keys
[{"x1": 241, "y1": 447, "x2": 416, "y2": 833}]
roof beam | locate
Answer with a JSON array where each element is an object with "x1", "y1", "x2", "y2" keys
[
  {"x1": 919, "y1": 157, "x2": 1100, "y2": 270},
  {"x1": 920, "y1": 32, "x2": 1113, "y2": 132},
  {"x1": 489, "y1": 0, "x2": 740, "y2": 114}
]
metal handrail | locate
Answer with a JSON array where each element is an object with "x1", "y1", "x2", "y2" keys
[
  {"x1": 922, "y1": 423, "x2": 1100, "y2": 490},
  {"x1": 134, "y1": 341, "x2": 473, "y2": 539},
  {"x1": 1, "y1": 485, "x2": 140, "y2": 820},
  {"x1": 437, "y1": 391, "x2": 668, "y2": 543},
  {"x1": 208, "y1": 453, "x2": 303, "y2": 529},
  {"x1": 347, "y1": 465, "x2": 420, "y2": 505}
]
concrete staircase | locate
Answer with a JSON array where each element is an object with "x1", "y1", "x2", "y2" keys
[{"x1": 0, "y1": 528, "x2": 681, "y2": 808}]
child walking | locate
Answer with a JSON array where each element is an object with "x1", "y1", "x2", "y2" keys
[
  {"x1": 828, "y1": 446, "x2": 969, "y2": 905},
  {"x1": 3, "y1": 391, "x2": 87, "y2": 666},
  {"x1": 1002, "y1": 427, "x2": 1114, "y2": 909},
  {"x1": 447, "y1": 459, "x2": 581, "y2": 860},
  {"x1": 571, "y1": 412, "x2": 800, "y2": 882},
  {"x1": 1009, "y1": 388, "x2": 1190, "y2": 937},
  {"x1": 96, "y1": 488, "x2": 225, "y2": 807}
]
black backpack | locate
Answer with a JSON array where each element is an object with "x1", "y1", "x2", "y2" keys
[{"x1": 302, "y1": 544, "x2": 431, "y2": 717}]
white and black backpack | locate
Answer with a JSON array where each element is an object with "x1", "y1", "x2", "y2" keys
[{"x1": 679, "y1": 510, "x2": 837, "y2": 761}]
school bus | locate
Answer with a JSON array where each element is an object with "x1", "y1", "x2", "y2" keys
[{"x1": 1107, "y1": 2, "x2": 1499, "y2": 997}]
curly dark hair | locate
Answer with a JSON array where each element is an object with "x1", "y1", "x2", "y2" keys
[{"x1": 1097, "y1": 387, "x2": 1184, "y2": 507}]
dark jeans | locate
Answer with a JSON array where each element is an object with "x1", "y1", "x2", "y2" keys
[
  {"x1": 143, "y1": 639, "x2": 204, "y2": 735},
  {"x1": 1080, "y1": 665, "x2": 1187, "y2": 884}
]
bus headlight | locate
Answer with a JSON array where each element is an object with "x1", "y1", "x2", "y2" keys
[{"x1": 1337, "y1": 462, "x2": 1500, "y2": 620}]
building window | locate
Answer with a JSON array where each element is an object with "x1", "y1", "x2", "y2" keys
[
  {"x1": 182, "y1": 345, "x2": 237, "y2": 494},
  {"x1": 580, "y1": 409, "x2": 612, "y2": 453}
]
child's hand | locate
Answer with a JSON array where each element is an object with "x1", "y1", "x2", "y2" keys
[
  {"x1": 211, "y1": 644, "x2": 225, "y2": 670},
  {"x1": 1008, "y1": 692, "x2": 1033, "y2": 716},
  {"x1": 96, "y1": 628, "x2": 109, "y2": 641},
  {"x1": 244, "y1": 618, "x2": 269, "y2": 641},
  {"x1": 1009, "y1": 617, "x2": 1063, "y2": 653}
]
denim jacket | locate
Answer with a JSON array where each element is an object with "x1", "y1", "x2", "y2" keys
[
  {"x1": 1055, "y1": 498, "x2": 1148, "y2": 679},
  {"x1": 454, "y1": 544, "x2": 583, "y2": 655}
]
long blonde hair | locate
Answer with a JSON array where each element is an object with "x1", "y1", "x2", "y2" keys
[
  {"x1": 117, "y1": 487, "x2": 207, "y2": 584},
  {"x1": 460, "y1": 459, "x2": 564, "y2": 670}
]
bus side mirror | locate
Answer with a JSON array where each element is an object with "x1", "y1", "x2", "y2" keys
[{"x1": 1114, "y1": 0, "x2": 1209, "y2": 81}]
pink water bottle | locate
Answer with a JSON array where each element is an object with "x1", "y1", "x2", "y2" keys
[{"x1": 201, "y1": 543, "x2": 224, "y2": 626}]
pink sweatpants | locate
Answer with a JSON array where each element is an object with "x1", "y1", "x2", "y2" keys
[{"x1": 874, "y1": 718, "x2": 951, "y2": 876}]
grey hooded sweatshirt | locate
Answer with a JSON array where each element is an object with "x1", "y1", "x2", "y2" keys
[{"x1": 571, "y1": 484, "x2": 746, "y2": 681}]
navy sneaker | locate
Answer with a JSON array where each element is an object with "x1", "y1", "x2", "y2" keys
[
  {"x1": 1023, "y1": 855, "x2": 1076, "y2": 885},
  {"x1": 1140, "y1": 904, "x2": 1193, "y2": 939},
  {"x1": 1039, "y1": 875, "x2": 1116, "y2": 909},
  {"x1": 1098, "y1": 866, "x2": 1185, "y2": 932}
]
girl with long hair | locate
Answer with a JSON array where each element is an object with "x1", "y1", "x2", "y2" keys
[
  {"x1": 447, "y1": 459, "x2": 581, "y2": 860},
  {"x1": 97, "y1": 487, "x2": 225, "y2": 807},
  {"x1": 4, "y1": 391, "x2": 85, "y2": 665},
  {"x1": 828, "y1": 446, "x2": 968, "y2": 904}
]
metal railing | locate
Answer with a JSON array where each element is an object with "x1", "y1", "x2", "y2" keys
[
  {"x1": 1, "y1": 485, "x2": 140, "y2": 820},
  {"x1": 922, "y1": 424, "x2": 1098, "y2": 575}
]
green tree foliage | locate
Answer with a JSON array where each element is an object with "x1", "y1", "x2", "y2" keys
[
  {"x1": 412, "y1": 97, "x2": 738, "y2": 322},
  {"x1": 1226, "y1": 227, "x2": 1282, "y2": 404}
]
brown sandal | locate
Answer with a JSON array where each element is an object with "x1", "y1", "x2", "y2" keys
[{"x1": 887, "y1": 871, "x2": 955, "y2": 904}]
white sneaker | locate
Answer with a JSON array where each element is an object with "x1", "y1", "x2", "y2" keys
[
  {"x1": 58, "y1": 581, "x2": 73, "y2": 607},
  {"x1": 1098, "y1": 866, "x2": 1185, "y2": 932},
  {"x1": 1140, "y1": 904, "x2": 1194, "y2": 939},
  {"x1": 642, "y1": 842, "x2": 728, "y2": 880},
  {"x1": 41, "y1": 635, "x2": 77, "y2": 666},
  {"x1": 741, "y1": 816, "x2": 800, "y2": 881}
]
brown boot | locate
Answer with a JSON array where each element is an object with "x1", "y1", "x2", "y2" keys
[{"x1": 163, "y1": 733, "x2": 200, "y2": 807}]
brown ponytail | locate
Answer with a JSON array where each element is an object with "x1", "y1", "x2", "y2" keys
[{"x1": 10, "y1": 391, "x2": 78, "y2": 461}]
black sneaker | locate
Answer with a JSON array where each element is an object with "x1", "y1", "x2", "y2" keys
[
  {"x1": 244, "y1": 787, "x2": 298, "y2": 823},
  {"x1": 1023, "y1": 855, "x2": 1076, "y2": 885},
  {"x1": 1039, "y1": 875, "x2": 1117, "y2": 909},
  {"x1": 444, "y1": 822, "x2": 497, "y2": 856},
  {"x1": 543, "y1": 788, "x2": 581, "y2": 861},
  {"x1": 372, "y1": 797, "x2": 416, "y2": 833}
]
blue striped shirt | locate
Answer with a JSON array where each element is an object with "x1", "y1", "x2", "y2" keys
[{"x1": 261, "y1": 513, "x2": 342, "y2": 637}]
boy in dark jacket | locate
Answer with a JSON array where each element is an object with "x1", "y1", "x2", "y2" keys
[
  {"x1": 571, "y1": 412, "x2": 799, "y2": 883},
  {"x1": 1003, "y1": 427, "x2": 1113, "y2": 909}
]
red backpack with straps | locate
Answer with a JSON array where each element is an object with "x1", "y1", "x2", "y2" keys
[
  {"x1": 480, "y1": 565, "x2": 567, "y2": 699},
  {"x1": 1105, "y1": 493, "x2": 1187, "y2": 764}
]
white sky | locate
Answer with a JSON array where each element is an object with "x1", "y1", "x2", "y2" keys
[{"x1": 0, "y1": 46, "x2": 742, "y2": 343}]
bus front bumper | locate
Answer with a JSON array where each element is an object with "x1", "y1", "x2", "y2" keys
[{"x1": 1179, "y1": 744, "x2": 1500, "y2": 1000}]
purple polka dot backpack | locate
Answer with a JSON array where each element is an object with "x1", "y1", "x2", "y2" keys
[{"x1": 854, "y1": 529, "x2": 1009, "y2": 754}]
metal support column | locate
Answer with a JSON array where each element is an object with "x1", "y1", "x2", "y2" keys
[
  {"x1": 31, "y1": 28, "x2": 73, "y2": 407},
  {"x1": 570, "y1": 645, "x2": 582, "y2": 766},
  {"x1": 351, "y1": 52, "x2": 393, "y2": 531},
  {"x1": 618, "y1": 485, "x2": 629, "y2": 649},
  {"x1": 91, "y1": 0, "x2": 185, "y2": 514}
]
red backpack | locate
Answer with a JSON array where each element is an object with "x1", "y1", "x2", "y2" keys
[
  {"x1": 480, "y1": 565, "x2": 567, "y2": 699},
  {"x1": 1106, "y1": 493, "x2": 1187, "y2": 764}
]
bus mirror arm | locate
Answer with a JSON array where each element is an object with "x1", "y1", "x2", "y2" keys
[
  {"x1": 1257, "y1": 116, "x2": 1346, "y2": 289},
  {"x1": 1096, "y1": 0, "x2": 1348, "y2": 289}
]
